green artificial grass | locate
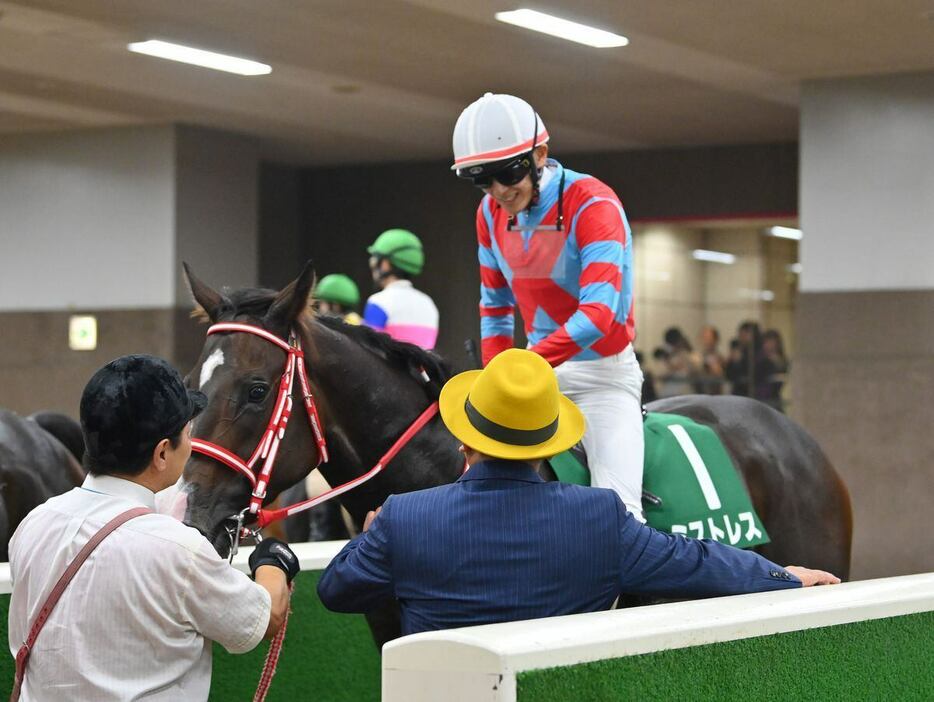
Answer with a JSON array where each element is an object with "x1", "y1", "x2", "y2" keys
[
  {"x1": 1, "y1": 571, "x2": 381, "y2": 702},
  {"x1": 209, "y1": 571, "x2": 380, "y2": 702},
  {"x1": 517, "y1": 611, "x2": 934, "y2": 702}
]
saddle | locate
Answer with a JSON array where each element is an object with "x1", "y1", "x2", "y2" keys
[{"x1": 547, "y1": 412, "x2": 770, "y2": 549}]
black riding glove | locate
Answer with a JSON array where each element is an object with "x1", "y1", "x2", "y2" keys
[{"x1": 249, "y1": 538, "x2": 300, "y2": 583}]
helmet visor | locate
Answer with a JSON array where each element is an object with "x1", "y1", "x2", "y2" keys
[{"x1": 456, "y1": 154, "x2": 533, "y2": 189}]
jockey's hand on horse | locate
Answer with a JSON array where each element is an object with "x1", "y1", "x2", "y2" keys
[
  {"x1": 785, "y1": 565, "x2": 841, "y2": 586},
  {"x1": 250, "y1": 538, "x2": 300, "y2": 583}
]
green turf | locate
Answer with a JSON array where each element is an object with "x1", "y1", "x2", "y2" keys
[
  {"x1": 1, "y1": 571, "x2": 381, "y2": 702},
  {"x1": 516, "y1": 611, "x2": 934, "y2": 701},
  {"x1": 209, "y1": 571, "x2": 380, "y2": 701}
]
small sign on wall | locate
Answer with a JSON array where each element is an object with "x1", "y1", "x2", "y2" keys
[{"x1": 69, "y1": 315, "x2": 97, "y2": 351}]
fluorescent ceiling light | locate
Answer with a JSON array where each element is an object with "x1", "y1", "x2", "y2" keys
[
  {"x1": 494, "y1": 9, "x2": 628, "y2": 48},
  {"x1": 127, "y1": 40, "x2": 271, "y2": 76},
  {"x1": 767, "y1": 226, "x2": 803, "y2": 241},
  {"x1": 739, "y1": 288, "x2": 775, "y2": 302},
  {"x1": 692, "y1": 249, "x2": 736, "y2": 265},
  {"x1": 786, "y1": 263, "x2": 803, "y2": 274}
]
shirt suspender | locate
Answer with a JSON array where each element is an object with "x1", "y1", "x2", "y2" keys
[{"x1": 10, "y1": 506, "x2": 153, "y2": 702}]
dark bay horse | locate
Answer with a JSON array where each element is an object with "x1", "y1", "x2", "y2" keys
[
  {"x1": 178, "y1": 264, "x2": 852, "y2": 643},
  {"x1": 0, "y1": 410, "x2": 85, "y2": 560}
]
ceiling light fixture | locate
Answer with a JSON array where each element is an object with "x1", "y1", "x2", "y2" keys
[
  {"x1": 692, "y1": 249, "x2": 736, "y2": 265},
  {"x1": 127, "y1": 40, "x2": 272, "y2": 76},
  {"x1": 494, "y1": 9, "x2": 628, "y2": 48},
  {"x1": 766, "y1": 226, "x2": 803, "y2": 241}
]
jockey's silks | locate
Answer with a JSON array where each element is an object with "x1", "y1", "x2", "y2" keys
[{"x1": 477, "y1": 159, "x2": 635, "y2": 367}]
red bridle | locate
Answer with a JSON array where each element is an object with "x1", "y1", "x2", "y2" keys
[{"x1": 190, "y1": 322, "x2": 439, "y2": 531}]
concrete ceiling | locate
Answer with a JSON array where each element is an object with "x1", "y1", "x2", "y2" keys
[{"x1": 1, "y1": 0, "x2": 933, "y2": 165}]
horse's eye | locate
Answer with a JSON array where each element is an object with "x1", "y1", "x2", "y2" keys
[{"x1": 248, "y1": 384, "x2": 268, "y2": 403}]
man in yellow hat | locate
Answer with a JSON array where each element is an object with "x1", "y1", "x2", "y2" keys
[{"x1": 317, "y1": 349, "x2": 838, "y2": 635}]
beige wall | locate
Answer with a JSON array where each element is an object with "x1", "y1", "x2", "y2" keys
[
  {"x1": 797, "y1": 72, "x2": 934, "y2": 579},
  {"x1": 795, "y1": 291, "x2": 934, "y2": 580},
  {"x1": 632, "y1": 225, "x2": 705, "y2": 361},
  {"x1": 633, "y1": 223, "x2": 798, "y2": 406},
  {"x1": 0, "y1": 309, "x2": 175, "y2": 417},
  {"x1": 0, "y1": 124, "x2": 259, "y2": 416}
]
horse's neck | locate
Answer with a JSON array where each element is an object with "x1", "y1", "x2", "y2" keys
[{"x1": 304, "y1": 324, "x2": 462, "y2": 497}]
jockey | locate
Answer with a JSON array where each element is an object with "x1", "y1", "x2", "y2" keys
[
  {"x1": 314, "y1": 273, "x2": 363, "y2": 325},
  {"x1": 364, "y1": 228, "x2": 440, "y2": 350},
  {"x1": 452, "y1": 93, "x2": 646, "y2": 521}
]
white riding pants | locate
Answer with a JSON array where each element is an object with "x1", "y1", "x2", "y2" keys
[{"x1": 554, "y1": 345, "x2": 645, "y2": 522}]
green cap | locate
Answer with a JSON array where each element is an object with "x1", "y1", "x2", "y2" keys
[
  {"x1": 314, "y1": 274, "x2": 360, "y2": 308},
  {"x1": 367, "y1": 228, "x2": 425, "y2": 276}
]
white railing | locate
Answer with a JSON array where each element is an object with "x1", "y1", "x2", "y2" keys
[
  {"x1": 0, "y1": 540, "x2": 350, "y2": 594},
  {"x1": 382, "y1": 572, "x2": 934, "y2": 702}
]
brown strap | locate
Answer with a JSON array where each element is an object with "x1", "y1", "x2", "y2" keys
[{"x1": 10, "y1": 506, "x2": 152, "y2": 702}]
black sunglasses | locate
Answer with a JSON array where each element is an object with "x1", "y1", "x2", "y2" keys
[{"x1": 461, "y1": 156, "x2": 533, "y2": 189}]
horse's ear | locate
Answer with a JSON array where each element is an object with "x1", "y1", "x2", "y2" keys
[
  {"x1": 265, "y1": 260, "x2": 316, "y2": 330},
  {"x1": 183, "y1": 262, "x2": 224, "y2": 323}
]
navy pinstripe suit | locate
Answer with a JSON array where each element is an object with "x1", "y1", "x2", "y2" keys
[{"x1": 317, "y1": 460, "x2": 800, "y2": 635}]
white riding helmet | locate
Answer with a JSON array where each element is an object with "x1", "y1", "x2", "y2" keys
[{"x1": 451, "y1": 93, "x2": 549, "y2": 173}]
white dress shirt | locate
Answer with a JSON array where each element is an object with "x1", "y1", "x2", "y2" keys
[{"x1": 8, "y1": 474, "x2": 271, "y2": 701}]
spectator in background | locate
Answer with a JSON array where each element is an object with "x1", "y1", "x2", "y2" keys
[
  {"x1": 363, "y1": 228, "x2": 439, "y2": 350},
  {"x1": 654, "y1": 327, "x2": 699, "y2": 397},
  {"x1": 635, "y1": 351, "x2": 658, "y2": 404},
  {"x1": 313, "y1": 273, "x2": 362, "y2": 325},
  {"x1": 725, "y1": 321, "x2": 762, "y2": 397},
  {"x1": 695, "y1": 325, "x2": 726, "y2": 395},
  {"x1": 757, "y1": 329, "x2": 789, "y2": 412}
]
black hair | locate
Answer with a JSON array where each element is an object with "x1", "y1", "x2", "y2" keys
[{"x1": 85, "y1": 429, "x2": 183, "y2": 477}]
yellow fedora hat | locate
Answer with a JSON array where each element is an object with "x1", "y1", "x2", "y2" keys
[{"x1": 439, "y1": 348, "x2": 585, "y2": 460}]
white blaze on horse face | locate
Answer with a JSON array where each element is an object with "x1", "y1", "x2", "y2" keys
[{"x1": 199, "y1": 348, "x2": 225, "y2": 390}]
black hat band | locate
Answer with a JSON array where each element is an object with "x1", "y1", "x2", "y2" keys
[{"x1": 464, "y1": 397, "x2": 558, "y2": 446}]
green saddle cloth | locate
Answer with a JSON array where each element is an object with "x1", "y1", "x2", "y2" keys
[{"x1": 549, "y1": 412, "x2": 770, "y2": 549}]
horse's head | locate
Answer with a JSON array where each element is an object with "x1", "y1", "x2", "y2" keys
[{"x1": 178, "y1": 262, "x2": 321, "y2": 555}]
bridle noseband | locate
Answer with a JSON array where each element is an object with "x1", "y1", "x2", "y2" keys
[{"x1": 189, "y1": 321, "x2": 439, "y2": 559}]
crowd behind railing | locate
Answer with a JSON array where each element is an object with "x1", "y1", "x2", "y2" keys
[{"x1": 639, "y1": 321, "x2": 789, "y2": 412}]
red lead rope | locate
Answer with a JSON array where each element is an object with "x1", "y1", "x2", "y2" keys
[
  {"x1": 253, "y1": 580, "x2": 294, "y2": 702},
  {"x1": 254, "y1": 401, "x2": 439, "y2": 527}
]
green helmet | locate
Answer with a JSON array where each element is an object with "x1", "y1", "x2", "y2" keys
[
  {"x1": 314, "y1": 274, "x2": 360, "y2": 308},
  {"x1": 367, "y1": 228, "x2": 425, "y2": 276}
]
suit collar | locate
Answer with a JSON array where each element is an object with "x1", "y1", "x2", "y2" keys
[{"x1": 457, "y1": 459, "x2": 546, "y2": 484}]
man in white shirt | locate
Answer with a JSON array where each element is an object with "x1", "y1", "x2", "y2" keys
[{"x1": 8, "y1": 354, "x2": 298, "y2": 701}]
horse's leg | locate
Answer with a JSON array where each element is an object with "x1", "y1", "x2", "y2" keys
[
  {"x1": 278, "y1": 483, "x2": 312, "y2": 542},
  {"x1": 337, "y1": 505, "x2": 402, "y2": 649},
  {"x1": 306, "y1": 502, "x2": 351, "y2": 541},
  {"x1": 364, "y1": 602, "x2": 403, "y2": 650}
]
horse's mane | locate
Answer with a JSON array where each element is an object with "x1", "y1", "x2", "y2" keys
[
  {"x1": 197, "y1": 286, "x2": 453, "y2": 392},
  {"x1": 316, "y1": 315, "x2": 453, "y2": 391},
  {"x1": 190, "y1": 287, "x2": 281, "y2": 324}
]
